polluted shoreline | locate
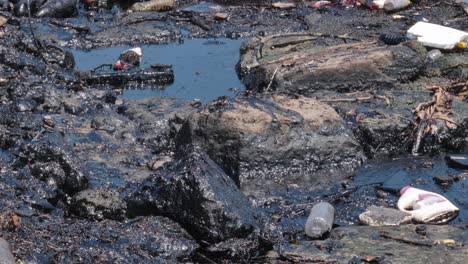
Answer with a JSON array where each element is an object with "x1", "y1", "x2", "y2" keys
[{"x1": 0, "y1": 0, "x2": 467, "y2": 263}]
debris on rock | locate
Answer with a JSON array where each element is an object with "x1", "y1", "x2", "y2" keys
[
  {"x1": 113, "y1": 47, "x2": 142, "y2": 71},
  {"x1": 359, "y1": 206, "x2": 412, "y2": 226}
]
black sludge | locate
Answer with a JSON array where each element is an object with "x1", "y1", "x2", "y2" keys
[
  {"x1": 127, "y1": 145, "x2": 271, "y2": 260},
  {"x1": 35, "y1": 0, "x2": 77, "y2": 18},
  {"x1": 0, "y1": 0, "x2": 9, "y2": 10},
  {"x1": 14, "y1": 0, "x2": 46, "y2": 16},
  {"x1": 17, "y1": 142, "x2": 89, "y2": 195}
]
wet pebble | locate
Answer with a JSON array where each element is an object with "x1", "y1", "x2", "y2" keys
[
  {"x1": 15, "y1": 98, "x2": 37, "y2": 112},
  {"x1": 359, "y1": 206, "x2": 412, "y2": 226},
  {"x1": 415, "y1": 225, "x2": 427, "y2": 236}
]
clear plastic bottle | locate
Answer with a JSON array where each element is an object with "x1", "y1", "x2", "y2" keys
[
  {"x1": 426, "y1": 49, "x2": 443, "y2": 62},
  {"x1": 304, "y1": 202, "x2": 335, "y2": 238}
]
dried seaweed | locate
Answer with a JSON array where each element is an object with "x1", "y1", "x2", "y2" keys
[{"x1": 413, "y1": 85, "x2": 457, "y2": 137}]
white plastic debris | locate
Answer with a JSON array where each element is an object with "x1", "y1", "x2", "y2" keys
[
  {"x1": 397, "y1": 186, "x2": 459, "y2": 224},
  {"x1": 407, "y1": 22, "x2": 468, "y2": 49}
]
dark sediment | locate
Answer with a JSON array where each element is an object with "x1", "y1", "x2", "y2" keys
[{"x1": 0, "y1": 0, "x2": 467, "y2": 263}]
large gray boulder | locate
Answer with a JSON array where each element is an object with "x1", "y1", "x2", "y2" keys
[
  {"x1": 177, "y1": 95, "x2": 365, "y2": 192},
  {"x1": 237, "y1": 33, "x2": 425, "y2": 95}
]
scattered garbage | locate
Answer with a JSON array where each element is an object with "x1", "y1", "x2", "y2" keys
[
  {"x1": 407, "y1": 22, "x2": 468, "y2": 50},
  {"x1": 304, "y1": 202, "x2": 335, "y2": 239},
  {"x1": 426, "y1": 49, "x2": 443, "y2": 62},
  {"x1": 379, "y1": 34, "x2": 408, "y2": 45},
  {"x1": 359, "y1": 206, "x2": 412, "y2": 226},
  {"x1": 81, "y1": 64, "x2": 174, "y2": 86},
  {"x1": 113, "y1": 47, "x2": 142, "y2": 71},
  {"x1": 36, "y1": 0, "x2": 77, "y2": 18},
  {"x1": 397, "y1": 186, "x2": 459, "y2": 224},
  {"x1": 130, "y1": 0, "x2": 174, "y2": 12},
  {"x1": 446, "y1": 154, "x2": 468, "y2": 169},
  {"x1": 0, "y1": 238, "x2": 15, "y2": 264},
  {"x1": 271, "y1": 2, "x2": 296, "y2": 9},
  {"x1": 311, "y1": 0, "x2": 331, "y2": 8},
  {"x1": 374, "y1": 0, "x2": 410, "y2": 11}
]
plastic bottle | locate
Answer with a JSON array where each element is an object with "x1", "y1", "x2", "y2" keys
[
  {"x1": 407, "y1": 22, "x2": 468, "y2": 50},
  {"x1": 397, "y1": 186, "x2": 459, "y2": 224},
  {"x1": 426, "y1": 49, "x2": 443, "y2": 62},
  {"x1": 304, "y1": 202, "x2": 335, "y2": 238},
  {"x1": 383, "y1": 0, "x2": 410, "y2": 11},
  {"x1": 130, "y1": 0, "x2": 174, "y2": 12}
]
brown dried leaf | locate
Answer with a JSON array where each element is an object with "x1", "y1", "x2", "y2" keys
[
  {"x1": 0, "y1": 16, "x2": 7, "y2": 27},
  {"x1": 428, "y1": 124, "x2": 438, "y2": 135},
  {"x1": 272, "y1": 2, "x2": 296, "y2": 8},
  {"x1": 11, "y1": 214, "x2": 20, "y2": 228},
  {"x1": 417, "y1": 111, "x2": 427, "y2": 120},
  {"x1": 362, "y1": 255, "x2": 379, "y2": 262},
  {"x1": 446, "y1": 121, "x2": 457, "y2": 129}
]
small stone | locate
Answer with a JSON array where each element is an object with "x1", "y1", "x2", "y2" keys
[
  {"x1": 433, "y1": 175, "x2": 457, "y2": 186},
  {"x1": 376, "y1": 190, "x2": 388, "y2": 199},
  {"x1": 415, "y1": 225, "x2": 427, "y2": 236},
  {"x1": 264, "y1": 250, "x2": 280, "y2": 264},
  {"x1": 43, "y1": 115, "x2": 55, "y2": 128},
  {"x1": 15, "y1": 98, "x2": 37, "y2": 112},
  {"x1": 421, "y1": 161, "x2": 433, "y2": 168},
  {"x1": 214, "y1": 13, "x2": 228, "y2": 20},
  {"x1": 359, "y1": 206, "x2": 412, "y2": 226}
]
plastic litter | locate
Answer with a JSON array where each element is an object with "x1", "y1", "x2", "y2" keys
[
  {"x1": 397, "y1": 186, "x2": 459, "y2": 224},
  {"x1": 304, "y1": 202, "x2": 335, "y2": 239},
  {"x1": 130, "y1": 0, "x2": 174, "y2": 12},
  {"x1": 374, "y1": 0, "x2": 410, "y2": 11},
  {"x1": 379, "y1": 34, "x2": 408, "y2": 45},
  {"x1": 407, "y1": 22, "x2": 468, "y2": 49},
  {"x1": 426, "y1": 49, "x2": 443, "y2": 62},
  {"x1": 446, "y1": 154, "x2": 468, "y2": 169}
]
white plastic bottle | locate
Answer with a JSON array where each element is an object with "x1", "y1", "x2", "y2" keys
[
  {"x1": 397, "y1": 186, "x2": 459, "y2": 224},
  {"x1": 305, "y1": 202, "x2": 335, "y2": 238},
  {"x1": 373, "y1": 0, "x2": 410, "y2": 11},
  {"x1": 406, "y1": 22, "x2": 468, "y2": 49}
]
